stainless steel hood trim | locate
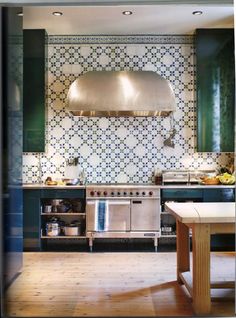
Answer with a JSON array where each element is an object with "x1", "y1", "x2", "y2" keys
[
  {"x1": 67, "y1": 71, "x2": 176, "y2": 117},
  {"x1": 68, "y1": 110, "x2": 172, "y2": 117}
]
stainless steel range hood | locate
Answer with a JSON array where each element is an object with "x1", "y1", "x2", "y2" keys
[{"x1": 66, "y1": 71, "x2": 176, "y2": 117}]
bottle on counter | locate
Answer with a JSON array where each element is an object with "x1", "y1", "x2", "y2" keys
[{"x1": 154, "y1": 167, "x2": 163, "y2": 185}]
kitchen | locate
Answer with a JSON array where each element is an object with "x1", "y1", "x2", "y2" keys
[{"x1": 1, "y1": 0, "x2": 235, "y2": 317}]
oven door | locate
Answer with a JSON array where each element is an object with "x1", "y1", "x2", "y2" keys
[
  {"x1": 86, "y1": 200, "x2": 131, "y2": 232},
  {"x1": 131, "y1": 198, "x2": 160, "y2": 231}
]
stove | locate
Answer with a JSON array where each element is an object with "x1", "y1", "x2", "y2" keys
[{"x1": 86, "y1": 183, "x2": 160, "y2": 251}]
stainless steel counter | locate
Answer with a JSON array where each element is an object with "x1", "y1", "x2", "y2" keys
[{"x1": 23, "y1": 183, "x2": 235, "y2": 189}]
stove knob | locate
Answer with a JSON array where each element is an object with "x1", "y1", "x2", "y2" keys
[
  {"x1": 142, "y1": 191, "x2": 146, "y2": 196},
  {"x1": 136, "y1": 191, "x2": 140, "y2": 196},
  {"x1": 90, "y1": 191, "x2": 95, "y2": 196},
  {"x1": 123, "y1": 192, "x2": 127, "y2": 196},
  {"x1": 130, "y1": 192, "x2": 133, "y2": 196},
  {"x1": 149, "y1": 191, "x2": 153, "y2": 196},
  {"x1": 103, "y1": 191, "x2": 108, "y2": 196},
  {"x1": 111, "y1": 191, "x2": 115, "y2": 196},
  {"x1": 97, "y1": 191, "x2": 101, "y2": 196},
  {"x1": 117, "y1": 191, "x2": 121, "y2": 196}
]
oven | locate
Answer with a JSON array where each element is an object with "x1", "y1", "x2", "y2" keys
[
  {"x1": 86, "y1": 185, "x2": 160, "y2": 251},
  {"x1": 86, "y1": 200, "x2": 131, "y2": 232},
  {"x1": 131, "y1": 199, "x2": 159, "y2": 231}
]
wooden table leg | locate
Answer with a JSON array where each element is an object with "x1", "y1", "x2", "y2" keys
[
  {"x1": 176, "y1": 220, "x2": 190, "y2": 283},
  {"x1": 192, "y1": 223, "x2": 211, "y2": 315}
]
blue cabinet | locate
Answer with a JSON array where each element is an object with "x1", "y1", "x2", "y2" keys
[
  {"x1": 23, "y1": 188, "x2": 86, "y2": 251},
  {"x1": 202, "y1": 188, "x2": 235, "y2": 251},
  {"x1": 203, "y1": 188, "x2": 234, "y2": 202},
  {"x1": 161, "y1": 187, "x2": 235, "y2": 251},
  {"x1": 23, "y1": 190, "x2": 41, "y2": 251},
  {"x1": 2, "y1": 7, "x2": 23, "y2": 286}
]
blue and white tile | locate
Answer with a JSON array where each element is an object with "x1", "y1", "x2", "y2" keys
[{"x1": 22, "y1": 35, "x2": 234, "y2": 183}]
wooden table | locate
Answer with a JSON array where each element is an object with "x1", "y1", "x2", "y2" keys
[{"x1": 165, "y1": 202, "x2": 235, "y2": 316}]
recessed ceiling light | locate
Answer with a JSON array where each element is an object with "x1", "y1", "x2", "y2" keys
[
  {"x1": 17, "y1": 12, "x2": 23, "y2": 17},
  {"x1": 52, "y1": 11, "x2": 63, "y2": 16},
  {"x1": 192, "y1": 10, "x2": 203, "y2": 16},
  {"x1": 122, "y1": 11, "x2": 133, "y2": 16}
]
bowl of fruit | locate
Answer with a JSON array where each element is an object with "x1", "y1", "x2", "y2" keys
[
  {"x1": 217, "y1": 172, "x2": 235, "y2": 185},
  {"x1": 200, "y1": 176, "x2": 220, "y2": 185}
]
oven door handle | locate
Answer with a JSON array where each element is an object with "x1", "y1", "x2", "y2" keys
[
  {"x1": 132, "y1": 200, "x2": 142, "y2": 204},
  {"x1": 107, "y1": 200, "x2": 130, "y2": 206}
]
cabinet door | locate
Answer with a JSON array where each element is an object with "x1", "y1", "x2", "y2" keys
[
  {"x1": 2, "y1": 6, "x2": 23, "y2": 286},
  {"x1": 23, "y1": 190, "x2": 41, "y2": 250},
  {"x1": 203, "y1": 188, "x2": 235, "y2": 251},
  {"x1": 196, "y1": 29, "x2": 235, "y2": 152},
  {"x1": 23, "y1": 29, "x2": 47, "y2": 152},
  {"x1": 161, "y1": 189, "x2": 203, "y2": 200},
  {"x1": 40, "y1": 189, "x2": 85, "y2": 199},
  {"x1": 203, "y1": 188, "x2": 235, "y2": 202}
]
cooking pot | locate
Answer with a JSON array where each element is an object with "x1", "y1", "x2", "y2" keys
[
  {"x1": 65, "y1": 220, "x2": 82, "y2": 236},
  {"x1": 51, "y1": 200, "x2": 72, "y2": 213},
  {"x1": 71, "y1": 200, "x2": 82, "y2": 212},
  {"x1": 46, "y1": 218, "x2": 60, "y2": 236},
  {"x1": 44, "y1": 205, "x2": 52, "y2": 213},
  {"x1": 57, "y1": 202, "x2": 71, "y2": 213}
]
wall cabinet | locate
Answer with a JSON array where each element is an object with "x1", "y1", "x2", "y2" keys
[
  {"x1": 196, "y1": 28, "x2": 235, "y2": 152},
  {"x1": 23, "y1": 29, "x2": 47, "y2": 152}
]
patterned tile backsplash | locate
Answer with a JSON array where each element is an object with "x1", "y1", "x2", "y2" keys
[{"x1": 23, "y1": 35, "x2": 234, "y2": 184}]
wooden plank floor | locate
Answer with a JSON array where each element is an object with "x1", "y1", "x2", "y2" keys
[{"x1": 4, "y1": 252, "x2": 235, "y2": 317}]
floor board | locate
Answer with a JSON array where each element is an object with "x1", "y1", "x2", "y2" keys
[{"x1": 4, "y1": 252, "x2": 235, "y2": 317}]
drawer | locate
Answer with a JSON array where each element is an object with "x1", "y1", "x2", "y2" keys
[
  {"x1": 161, "y1": 189, "x2": 203, "y2": 200},
  {"x1": 40, "y1": 189, "x2": 85, "y2": 199}
]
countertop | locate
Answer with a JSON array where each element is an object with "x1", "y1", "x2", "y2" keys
[
  {"x1": 22, "y1": 183, "x2": 235, "y2": 189},
  {"x1": 165, "y1": 202, "x2": 235, "y2": 223},
  {"x1": 23, "y1": 184, "x2": 86, "y2": 189}
]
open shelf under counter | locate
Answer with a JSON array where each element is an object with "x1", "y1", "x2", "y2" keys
[
  {"x1": 161, "y1": 211, "x2": 172, "y2": 215},
  {"x1": 41, "y1": 235, "x2": 87, "y2": 239},
  {"x1": 161, "y1": 234, "x2": 176, "y2": 238},
  {"x1": 161, "y1": 233, "x2": 193, "y2": 238}
]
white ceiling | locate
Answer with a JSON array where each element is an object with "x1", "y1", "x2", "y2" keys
[{"x1": 23, "y1": 5, "x2": 234, "y2": 35}]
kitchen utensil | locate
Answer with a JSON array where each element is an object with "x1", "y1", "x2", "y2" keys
[
  {"x1": 201, "y1": 177, "x2": 220, "y2": 185},
  {"x1": 52, "y1": 199, "x2": 61, "y2": 206},
  {"x1": 163, "y1": 129, "x2": 176, "y2": 148},
  {"x1": 64, "y1": 226, "x2": 79, "y2": 236},
  {"x1": 66, "y1": 158, "x2": 79, "y2": 166},
  {"x1": 46, "y1": 217, "x2": 60, "y2": 236},
  {"x1": 62, "y1": 178, "x2": 79, "y2": 185},
  {"x1": 154, "y1": 168, "x2": 162, "y2": 185},
  {"x1": 71, "y1": 200, "x2": 82, "y2": 212},
  {"x1": 64, "y1": 220, "x2": 82, "y2": 236},
  {"x1": 44, "y1": 205, "x2": 52, "y2": 213}
]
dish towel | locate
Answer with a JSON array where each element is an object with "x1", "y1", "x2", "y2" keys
[{"x1": 95, "y1": 200, "x2": 108, "y2": 231}]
